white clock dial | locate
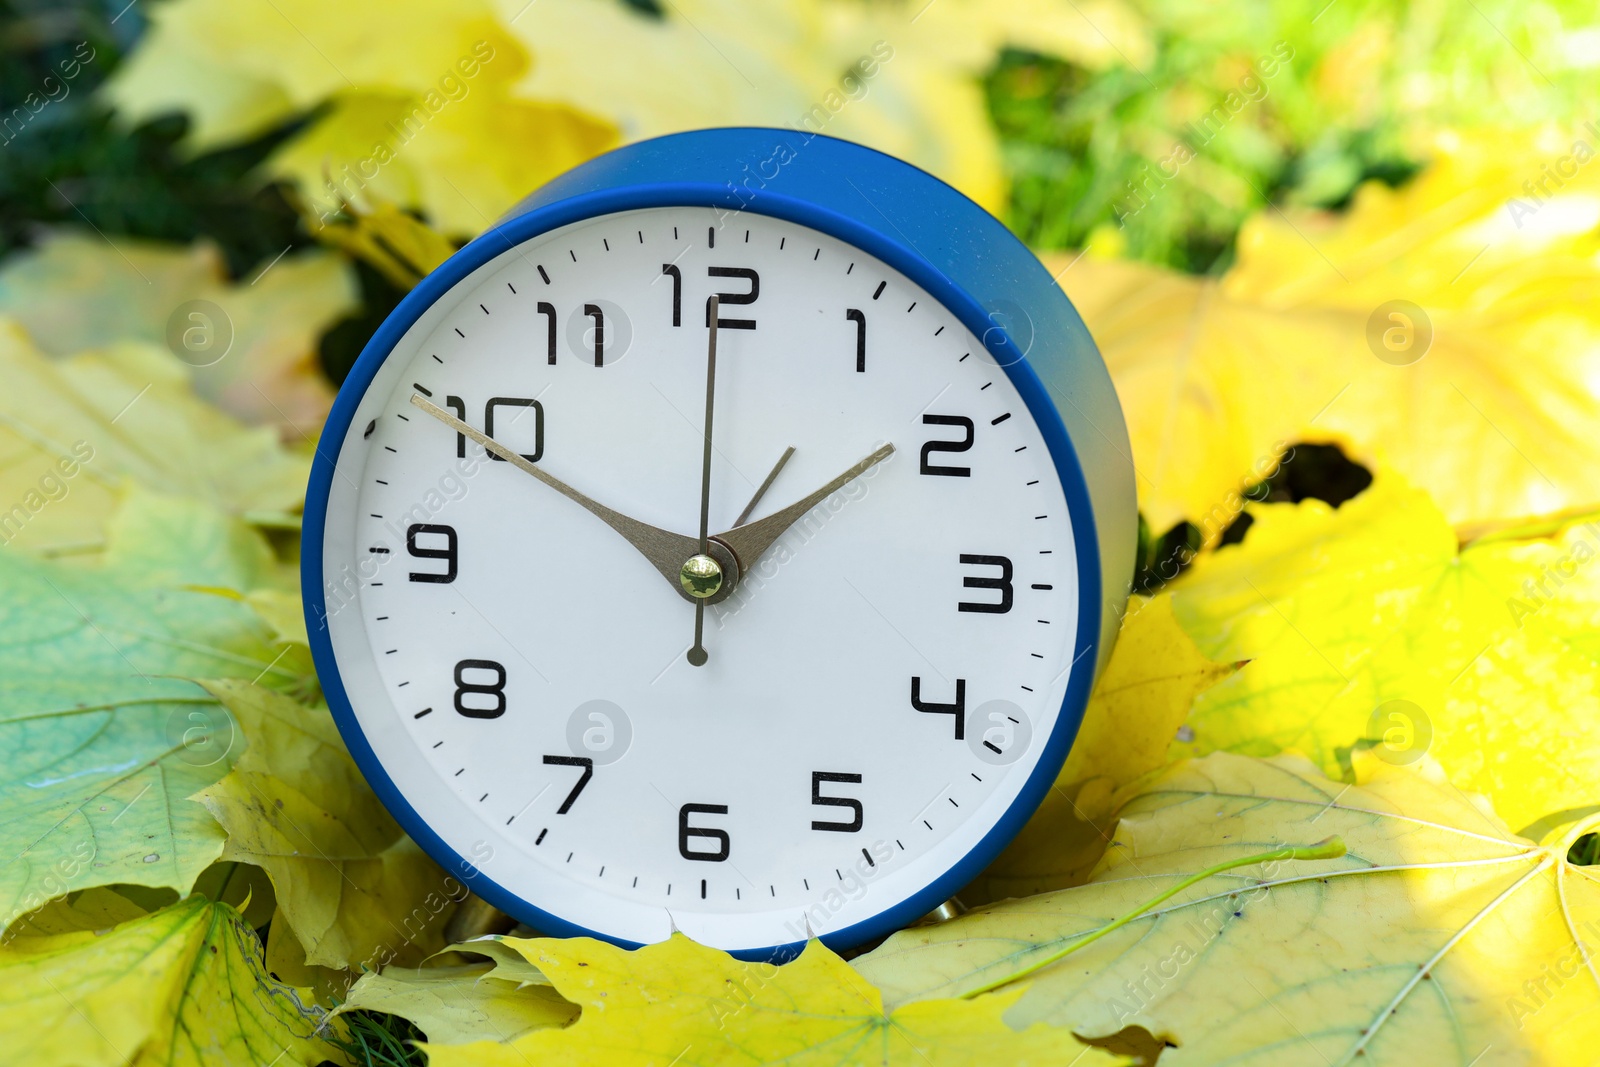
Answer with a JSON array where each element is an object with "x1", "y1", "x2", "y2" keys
[{"x1": 318, "y1": 206, "x2": 1080, "y2": 952}]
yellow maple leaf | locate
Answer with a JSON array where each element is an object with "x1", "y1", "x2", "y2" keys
[
  {"x1": 501, "y1": 0, "x2": 1011, "y2": 213},
  {"x1": 335, "y1": 955, "x2": 577, "y2": 1044},
  {"x1": 1055, "y1": 129, "x2": 1600, "y2": 538},
  {"x1": 310, "y1": 194, "x2": 460, "y2": 290},
  {"x1": 1165, "y1": 470, "x2": 1600, "y2": 834},
  {"x1": 961, "y1": 593, "x2": 1240, "y2": 904},
  {"x1": 102, "y1": 0, "x2": 1127, "y2": 232},
  {"x1": 270, "y1": 83, "x2": 617, "y2": 238},
  {"x1": 416, "y1": 933, "x2": 1128, "y2": 1066},
  {"x1": 0, "y1": 233, "x2": 356, "y2": 437},
  {"x1": 1053, "y1": 254, "x2": 1344, "y2": 541},
  {"x1": 856, "y1": 750, "x2": 1600, "y2": 1065},
  {"x1": 192, "y1": 680, "x2": 462, "y2": 976},
  {"x1": 0, "y1": 323, "x2": 309, "y2": 553},
  {"x1": 0, "y1": 895, "x2": 339, "y2": 1067},
  {"x1": 107, "y1": 0, "x2": 521, "y2": 149}
]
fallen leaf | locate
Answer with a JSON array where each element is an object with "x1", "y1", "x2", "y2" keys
[
  {"x1": 960, "y1": 593, "x2": 1240, "y2": 904},
  {"x1": 194, "y1": 679, "x2": 463, "y2": 973},
  {"x1": 309, "y1": 194, "x2": 460, "y2": 290},
  {"x1": 1052, "y1": 254, "x2": 1348, "y2": 540},
  {"x1": 5, "y1": 886, "x2": 150, "y2": 938},
  {"x1": 0, "y1": 322, "x2": 309, "y2": 554},
  {"x1": 856, "y1": 750, "x2": 1600, "y2": 1065},
  {"x1": 1223, "y1": 129, "x2": 1600, "y2": 532},
  {"x1": 1166, "y1": 470, "x2": 1600, "y2": 833},
  {"x1": 100, "y1": 0, "x2": 1122, "y2": 230},
  {"x1": 105, "y1": 0, "x2": 521, "y2": 150},
  {"x1": 269, "y1": 82, "x2": 616, "y2": 238},
  {"x1": 0, "y1": 895, "x2": 339, "y2": 1067},
  {"x1": 0, "y1": 491, "x2": 293, "y2": 934},
  {"x1": 505, "y1": 0, "x2": 1009, "y2": 214},
  {"x1": 263, "y1": 904, "x2": 362, "y2": 1008},
  {"x1": 1055, "y1": 131, "x2": 1600, "y2": 539},
  {"x1": 336, "y1": 958, "x2": 577, "y2": 1044},
  {"x1": 419, "y1": 933, "x2": 1128, "y2": 1066},
  {"x1": 243, "y1": 588, "x2": 311, "y2": 648},
  {"x1": 0, "y1": 233, "x2": 357, "y2": 436}
]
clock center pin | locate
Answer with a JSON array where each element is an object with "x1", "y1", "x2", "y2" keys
[{"x1": 679, "y1": 553, "x2": 723, "y2": 599}]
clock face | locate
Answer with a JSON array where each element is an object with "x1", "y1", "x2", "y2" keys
[{"x1": 316, "y1": 205, "x2": 1082, "y2": 952}]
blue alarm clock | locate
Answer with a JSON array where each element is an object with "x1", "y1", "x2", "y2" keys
[{"x1": 303, "y1": 127, "x2": 1134, "y2": 958}]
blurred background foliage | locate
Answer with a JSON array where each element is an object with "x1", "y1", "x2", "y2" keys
[
  {"x1": 1, "y1": 0, "x2": 1595, "y2": 381},
  {"x1": 988, "y1": 0, "x2": 1598, "y2": 270},
  {"x1": 7, "y1": 0, "x2": 1593, "y2": 270}
]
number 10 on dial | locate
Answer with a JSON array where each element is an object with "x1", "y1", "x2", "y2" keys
[{"x1": 304, "y1": 129, "x2": 1134, "y2": 958}]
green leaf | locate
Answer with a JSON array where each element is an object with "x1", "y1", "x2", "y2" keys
[
  {"x1": 0, "y1": 491, "x2": 288, "y2": 933},
  {"x1": 0, "y1": 895, "x2": 341, "y2": 1067}
]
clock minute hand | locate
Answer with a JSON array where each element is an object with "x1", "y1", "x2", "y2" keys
[
  {"x1": 710, "y1": 443, "x2": 895, "y2": 571},
  {"x1": 410, "y1": 394, "x2": 701, "y2": 591}
]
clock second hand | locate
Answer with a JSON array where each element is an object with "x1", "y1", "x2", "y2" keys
[
  {"x1": 732, "y1": 445, "x2": 796, "y2": 528},
  {"x1": 687, "y1": 296, "x2": 720, "y2": 667}
]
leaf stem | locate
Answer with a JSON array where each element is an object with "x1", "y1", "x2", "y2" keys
[{"x1": 959, "y1": 836, "x2": 1347, "y2": 998}]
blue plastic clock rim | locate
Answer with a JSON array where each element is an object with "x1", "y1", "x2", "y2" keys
[{"x1": 303, "y1": 129, "x2": 1112, "y2": 962}]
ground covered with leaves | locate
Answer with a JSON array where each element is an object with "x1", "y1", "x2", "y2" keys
[{"x1": 2, "y1": 1, "x2": 1599, "y2": 1065}]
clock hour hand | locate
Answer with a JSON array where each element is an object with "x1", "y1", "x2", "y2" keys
[
  {"x1": 709, "y1": 443, "x2": 894, "y2": 571},
  {"x1": 410, "y1": 394, "x2": 701, "y2": 592}
]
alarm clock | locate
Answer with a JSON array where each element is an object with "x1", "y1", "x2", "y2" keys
[{"x1": 303, "y1": 127, "x2": 1134, "y2": 959}]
